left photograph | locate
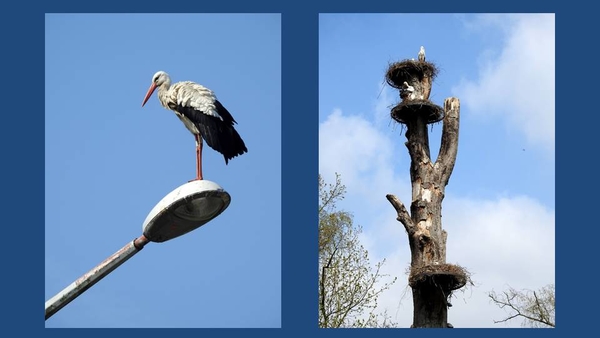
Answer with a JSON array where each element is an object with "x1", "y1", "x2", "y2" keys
[{"x1": 45, "y1": 13, "x2": 281, "y2": 328}]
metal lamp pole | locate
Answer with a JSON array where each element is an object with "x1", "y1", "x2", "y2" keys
[
  {"x1": 45, "y1": 180, "x2": 231, "y2": 321},
  {"x1": 45, "y1": 235, "x2": 150, "y2": 319}
]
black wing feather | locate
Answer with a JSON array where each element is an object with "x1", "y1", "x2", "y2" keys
[{"x1": 176, "y1": 101, "x2": 247, "y2": 164}]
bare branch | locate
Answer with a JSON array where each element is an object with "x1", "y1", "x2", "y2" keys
[
  {"x1": 489, "y1": 285, "x2": 555, "y2": 328},
  {"x1": 434, "y1": 97, "x2": 460, "y2": 186},
  {"x1": 385, "y1": 194, "x2": 414, "y2": 233}
]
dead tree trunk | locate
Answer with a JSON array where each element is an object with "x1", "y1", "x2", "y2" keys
[{"x1": 384, "y1": 58, "x2": 466, "y2": 328}]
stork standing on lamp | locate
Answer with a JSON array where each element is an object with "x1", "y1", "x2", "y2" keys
[{"x1": 142, "y1": 71, "x2": 248, "y2": 181}]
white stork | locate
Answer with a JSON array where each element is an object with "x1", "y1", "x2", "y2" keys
[
  {"x1": 142, "y1": 71, "x2": 247, "y2": 181},
  {"x1": 418, "y1": 46, "x2": 426, "y2": 62},
  {"x1": 401, "y1": 81, "x2": 415, "y2": 100}
]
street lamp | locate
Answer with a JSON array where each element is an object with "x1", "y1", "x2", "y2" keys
[{"x1": 45, "y1": 180, "x2": 230, "y2": 320}]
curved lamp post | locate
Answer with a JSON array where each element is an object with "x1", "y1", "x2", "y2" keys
[{"x1": 45, "y1": 180, "x2": 230, "y2": 320}]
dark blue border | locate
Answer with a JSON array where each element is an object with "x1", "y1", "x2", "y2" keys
[{"x1": 3, "y1": 0, "x2": 590, "y2": 336}]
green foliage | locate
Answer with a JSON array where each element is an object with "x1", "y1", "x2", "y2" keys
[{"x1": 319, "y1": 173, "x2": 397, "y2": 328}]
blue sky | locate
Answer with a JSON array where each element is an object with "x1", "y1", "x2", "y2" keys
[
  {"x1": 45, "y1": 13, "x2": 281, "y2": 328},
  {"x1": 319, "y1": 14, "x2": 554, "y2": 327}
]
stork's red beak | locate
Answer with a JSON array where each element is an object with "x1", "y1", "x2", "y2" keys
[{"x1": 142, "y1": 82, "x2": 157, "y2": 107}]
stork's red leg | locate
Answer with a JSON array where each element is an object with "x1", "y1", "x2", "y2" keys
[{"x1": 195, "y1": 134, "x2": 203, "y2": 181}]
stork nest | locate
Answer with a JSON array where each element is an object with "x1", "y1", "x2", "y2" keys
[
  {"x1": 409, "y1": 263, "x2": 468, "y2": 291},
  {"x1": 391, "y1": 99, "x2": 444, "y2": 124},
  {"x1": 386, "y1": 59, "x2": 439, "y2": 89}
]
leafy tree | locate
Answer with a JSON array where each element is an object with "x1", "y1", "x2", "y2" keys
[
  {"x1": 489, "y1": 284, "x2": 555, "y2": 328},
  {"x1": 319, "y1": 173, "x2": 397, "y2": 328}
]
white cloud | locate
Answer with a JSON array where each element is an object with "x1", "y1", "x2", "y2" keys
[
  {"x1": 454, "y1": 14, "x2": 555, "y2": 154},
  {"x1": 318, "y1": 107, "x2": 410, "y2": 212},
  {"x1": 319, "y1": 108, "x2": 390, "y2": 184}
]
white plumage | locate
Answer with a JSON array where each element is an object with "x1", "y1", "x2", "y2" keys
[
  {"x1": 165, "y1": 81, "x2": 223, "y2": 121},
  {"x1": 418, "y1": 46, "x2": 426, "y2": 62},
  {"x1": 400, "y1": 81, "x2": 416, "y2": 100}
]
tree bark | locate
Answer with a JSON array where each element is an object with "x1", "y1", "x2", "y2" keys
[{"x1": 387, "y1": 96, "x2": 461, "y2": 328}]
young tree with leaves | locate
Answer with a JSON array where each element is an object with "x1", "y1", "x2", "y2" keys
[{"x1": 319, "y1": 173, "x2": 397, "y2": 328}]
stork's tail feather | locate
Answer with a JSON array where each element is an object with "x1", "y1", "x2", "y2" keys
[{"x1": 222, "y1": 128, "x2": 248, "y2": 165}]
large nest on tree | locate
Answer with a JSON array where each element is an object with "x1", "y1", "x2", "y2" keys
[
  {"x1": 391, "y1": 100, "x2": 444, "y2": 124},
  {"x1": 386, "y1": 59, "x2": 439, "y2": 89},
  {"x1": 409, "y1": 263, "x2": 468, "y2": 292}
]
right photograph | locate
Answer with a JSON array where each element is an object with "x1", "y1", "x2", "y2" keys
[{"x1": 319, "y1": 14, "x2": 555, "y2": 328}]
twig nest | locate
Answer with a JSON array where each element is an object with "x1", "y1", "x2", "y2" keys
[
  {"x1": 386, "y1": 59, "x2": 438, "y2": 89},
  {"x1": 391, "y1": 100, "x2": 444, "y2": 124},
  {"x1": 409, "y1": 263, "x2": 468, "y2": 291}
]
